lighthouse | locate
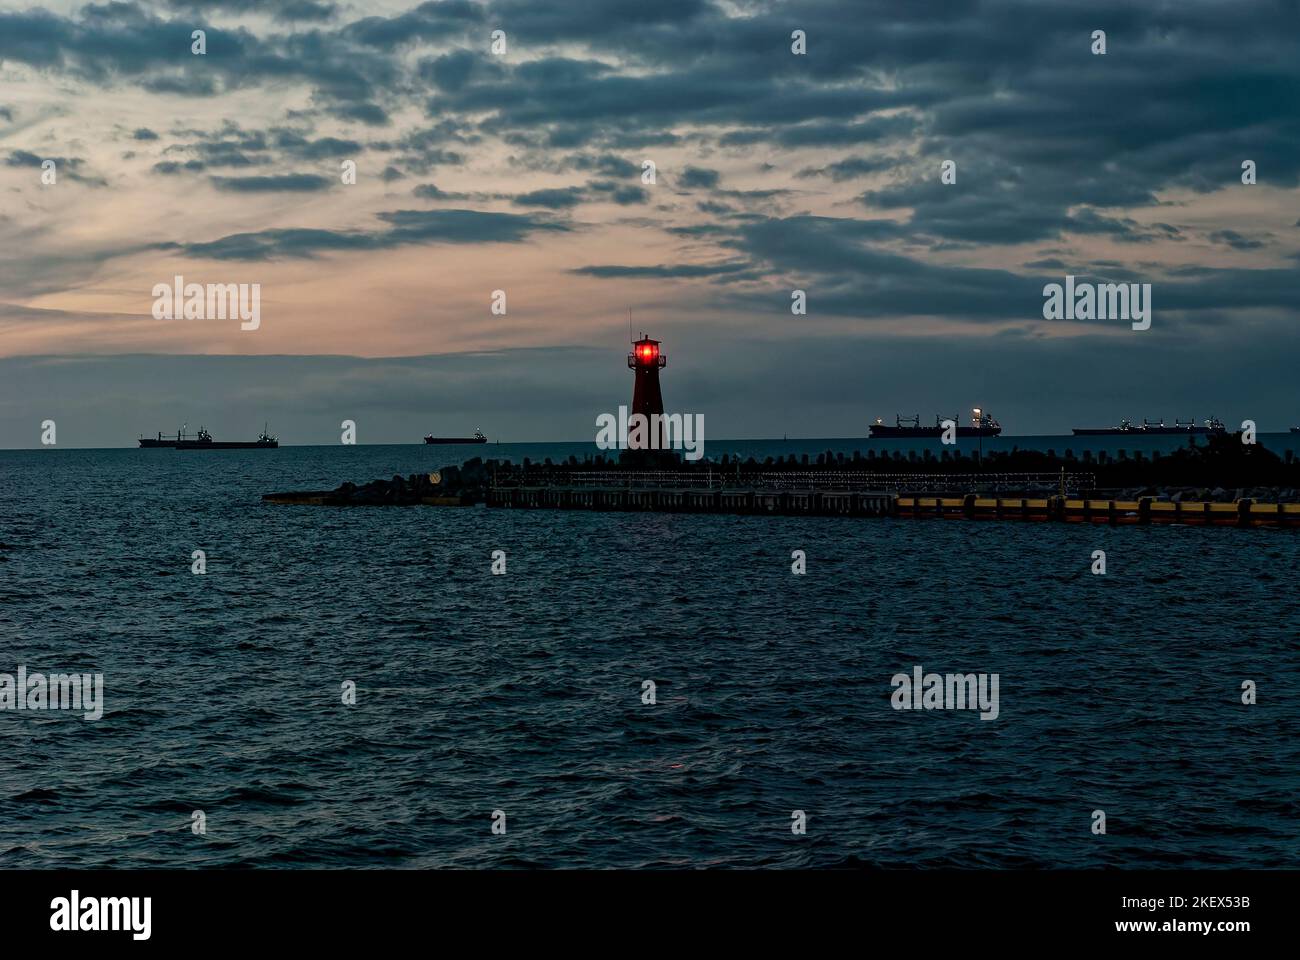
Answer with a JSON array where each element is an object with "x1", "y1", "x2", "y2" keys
[
  {"x1": 628, "y1": 333, "x2": 666, "y2": 416},
  {"x1": 627, "y1": 333, "x2": 667, "y2": 458}
]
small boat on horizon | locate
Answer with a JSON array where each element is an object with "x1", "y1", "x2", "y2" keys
[{"x1": 424, "y1": 429, "x2": 488, "y2": 444}]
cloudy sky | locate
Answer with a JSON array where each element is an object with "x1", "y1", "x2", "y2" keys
[{"x1": 1, "y1": 0, "x2": 1298, "y2": 446}]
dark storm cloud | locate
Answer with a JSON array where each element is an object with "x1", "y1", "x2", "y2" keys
[
  {"x1": 153, "y1": 159, "x2": 206, "y2": 174},
  {"x1": 573, "y1": 213, "x2": 1298, "y2": 329},
  {"x1": 1207, "y1": 230, "x2": 1267, "y2": 251},
  {"x1": 327, "y1": 102, "x2": 391, "y2": 126},
  {"x1": 210, "y1": 173, "x2": 333, "y2": 192},
  {"x1": 857, "y1": 155, "x2": 1171, "y2": 246},
  {"x1": 419, "y1": 0, "x2": 1297, "y2": 233},
  {"x1": 1143, "y1": 265, "x2": 1300, "y2": 313},
  {"x1": 141, "y1": 72, "x2": 219, "y2": 96},
  {"x1": 721, "y1": 114, "x2": 920, "y2": 148},
  {"x1": 571, "y1": 261, "x2": 750, "y2": 279},
  {"x1": 0, "y1": 4, "x2": 252, "y2": 82},
  {"x1": 4, "y1": 0, "x2": 1294, "y2": 226},
  {"x1": 449, "y1": 63, "x2": 923, "y2": 145},
  {"x1": 5, "y1": 149, "x2": 106, "y2": 186},
  {"x1": 507, "y1": 180, "x2": 648, "y2": 208},
  {"x1": 393, "y1": 148, "x2": 460, "y2": 171},
  {"x1": 270, "y1": 130, "x2": 363, "y2": 160},
  {"x1": 416, "y1": 48, "x2": 506, "y2": 92},
  {"x1": 696, "y1": 200, "x2": 733, "y2": 216},
  {"x1": 721, "y1": 215, "x2": 1046, "y2": 320},
  {"x1": 341, "y1": 1, "x2": 484, "y2": 50},
  {"x1": 164, "y1": 0, "x2": 340, "y2": 23},
  {"x1": 159, "y1": 209, "x2": 569, "y2": 260},
  {"x1": 412, "y1": 182, "x2": 472, "y2": 200},
  {"x1": 164, "y1": 227, "x2": 376, "y2": 260},
  {"x1": 796, "y1": 155, "x2": 903, "y2": 181},
  {"x1": 677, "y1": 167, "x2": 720, "y2": 189},
  {"x1": 1064, "y1": 209, "x2": 1184, "y2": 245},
  {"x1": 488, "y1": 0, "x2": 710, "y2": 44},
  {"x1": 512, "y1": 186, "x2": 586, "y2": 209},
  {"x1": 147, "y1": 124, "x2": 362, "y2": 182},
  {"x1": 0, "y1": 2, "x2": 405, "y2": 129},
  {"x1": 755, "y1": 213, "x2": 1297, "y2": 320},
  {"x1": 751, "y1": 214, "x2": 1292, "y2": 319},
  {"x1": 561, "y1": 153, "x2": 640, "y2": 178},
  {"x1": 131, "y1": 127, "x2": 159, "y2": 140},
  {"x1": 390, "y1": 121, "x2": 480, "y2": 151},
  {"x1": 585, "y1": 180, "x2": 647, "y2": 205}
]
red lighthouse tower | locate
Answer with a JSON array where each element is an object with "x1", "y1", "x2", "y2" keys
[
  {"x1": 628, "y1": 333, "x2": 666, "y2": 419},
  {"x1": 628, "y1": 333, "x2": 667, "y2": 458}
]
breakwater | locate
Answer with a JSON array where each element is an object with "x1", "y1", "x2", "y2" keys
[
  {"x1": 262, "y1": 437, "x2": 1300, "y2": 527},
  {"x1": 263, "y1": 477, "x2": 1300, "y2": 526},
  {"x1": 492, "y1": 488, "x2": 1300, "y2": 525}
]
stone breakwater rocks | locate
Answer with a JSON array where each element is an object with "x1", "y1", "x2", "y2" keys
[
  {"x1": 260, "y1": 460, "x2": 494, "y2": 505},
  {"x1": 327, "y1": 474, "x2": 445, "y2": 505},
  {"x1": 295, "y1": 460, "x2": 493, "y2": 505}
]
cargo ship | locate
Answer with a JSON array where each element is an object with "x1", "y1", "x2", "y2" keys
[
  {"x1": 138, "y1": 431, "x2": 183, "y2": 448},
  {"x1": 174, "y1": 426, "x2": 278, "y2": 449},
  {"x1": 139, "y1": 424, "x2": 196, "y2": 448},
  {"x1": 424, "y1": 429, "x2": 487, "y2": 444},
  {"x1": 870, "y1": 410, "x2": 1001, "y2": 439},
  {"x1": 1072, "y1": 417, "x2": 1225, "y2": 436}
]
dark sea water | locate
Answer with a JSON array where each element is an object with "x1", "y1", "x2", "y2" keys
[{"x1": 1, "y1": 443, "x2": 1298, "y2": 869}]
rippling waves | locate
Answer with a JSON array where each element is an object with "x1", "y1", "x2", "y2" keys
[{"x1": 1, "y1": 446, "x2": 1297, "y2": 868}]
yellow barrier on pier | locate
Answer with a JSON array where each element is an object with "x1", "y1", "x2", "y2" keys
[{"x1": 895, "y1": 495, "x2": 1300, "y2": 527}]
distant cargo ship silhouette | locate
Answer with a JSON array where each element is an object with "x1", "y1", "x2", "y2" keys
[
  {"x1": 870, "y1": 410, "x2": 1001, "y2": 438},
  {"x1": 138, "y1": 425, "x2": 278, "y2": 449},
  {"x1": 424, "y1": 429, "x2": 487, "y2": 444},
  {"x1": 1072, "y1": 417, "x2": 1225, "y2": 436}
]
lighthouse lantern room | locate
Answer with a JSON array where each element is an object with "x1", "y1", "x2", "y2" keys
[{"x1": 628, "y1": 333, "x2": 666, "y2": 422}]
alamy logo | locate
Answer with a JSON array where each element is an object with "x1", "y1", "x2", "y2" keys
[
  {"x1": 152, "y1": 275, "x2": 261, "y2": 330},
  {"x1": 1042, "y1": 275, "x2": 1151, "y2": 330},
  {"x1": 50, "y1": 891, "x2": 151, "y2": 940},
  {"x1": 0, "y1": 666, "x2": 103, "y2": 720},
  {"x1": 595, "y1": 405, "x2": 704, "y2": 460},
  {"x1": 890, "y1": 665, "x2": 1000, "y2": 720}
]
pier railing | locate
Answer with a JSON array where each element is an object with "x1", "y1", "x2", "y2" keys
[{"x1": 496, "y1": 470, "x2": 1095, "y2": 494}]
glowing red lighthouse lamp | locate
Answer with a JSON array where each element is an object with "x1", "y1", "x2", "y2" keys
[
  {"x1": 627, "y1": 333, "x2": 667, "y2": 426},
  {"x1": 630, "y1": 337, "x2": 664, "y2": 368}
]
